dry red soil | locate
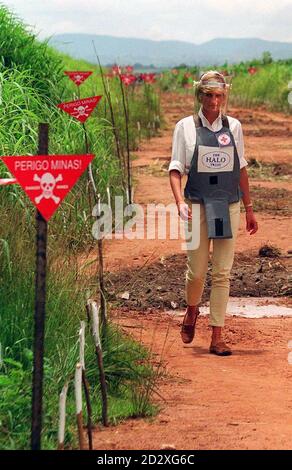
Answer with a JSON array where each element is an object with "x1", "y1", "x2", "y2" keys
[{"x1": 92, "y1": 92, "x2": 292, "y2": 450}]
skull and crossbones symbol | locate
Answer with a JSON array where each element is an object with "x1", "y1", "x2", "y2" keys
[
  {"x1": 72, "y1": 105, "x2": 90, "y2": 119},
  {"x1": 33, "y1": 173, "x2": 62, "y2": 204},
  {"x1": 74, "y1": 74, "x2": 83, "y2": 85}
]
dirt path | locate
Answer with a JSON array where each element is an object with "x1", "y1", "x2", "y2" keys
[
  {"x1": 92, "y1": 92, "x2": 292, "y2": 450},
  {"x1": 94, "y1": 312, "x2": 292, "y2": 450}
]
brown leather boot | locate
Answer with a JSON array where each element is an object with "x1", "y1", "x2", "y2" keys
[
  {"x1": 180, "y1": 307, "x2": 200, "y2": 344},
  {"x1": 209, "y1": 341, "x2": 232, "y2": 356}
]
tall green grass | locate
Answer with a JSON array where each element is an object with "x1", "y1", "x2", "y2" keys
[
  {"x1": 229, "y1": 61, "x2": 292, "y2": 112},
  {"x1": 0, "y1": 14, "x2": 161, "y2": 247},
  {"x1": 0, "y1": 5, "x2": 63, "y2": 101},
  {"x1": 0, "y1": 168, "x2": 160, "y2": 449},
  {"x1": 0, "y1": 258, "x2": 158, "y2": 449},
  {"x1": 0, "y1": 52, "x2": 161, "y2": 241},
  {"x1": 0, "y1": 5, "x2": 162, "y2": 449},
  {"x1": 158, "y1": 59, "x2": 292, "y2": 113}
]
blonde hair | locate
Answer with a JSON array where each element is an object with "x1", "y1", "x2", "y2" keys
[{"x1": 195, "y1": 70, "x2": 227, "y2": 103}]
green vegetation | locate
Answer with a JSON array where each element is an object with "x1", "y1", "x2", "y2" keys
[
  {"x1": 0, "y1": 5, "x2": 162, "y2": 449},
  {"x1": 158, "y1": 65, "x2": 199, "y2": 92},
  {"x1": 228, "y1": 59, "x2": 292, "y2": 113},
  {"x1": 3, "y1": 1, "x2": 289, "y2": 449},
  {"x1": 158, "y1": 54, "x2": 292, "y2": 113},
  {"x1": 0, "y1": 6, "x2": 63, "y2": 102}
]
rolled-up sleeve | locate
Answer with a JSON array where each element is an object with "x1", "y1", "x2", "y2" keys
[{"x1": 168, "y1": 121, "x2": 186, "y2": 175}]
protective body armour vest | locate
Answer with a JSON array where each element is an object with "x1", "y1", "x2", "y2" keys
[{"x1": 184, "y1": 114, "x2": 242, "y2": 239}]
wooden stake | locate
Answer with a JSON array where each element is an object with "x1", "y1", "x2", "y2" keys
[
  {"x1": 75, "y1": 363, "x2": 85, "y2": 450},
  {"x1": 106, "y1": 186, "x2": 111, "y2": 211},
  {"x1": 79, "y1": 321, "x2": 85, "y2": 371},
  {"x1": 82, "y1": 369, "x2": 93, "y2": 450},
  {"x1": 88, "y1": 186, "x2": 107, "y2": 330},
  {"x1": 57, "y1": 382, "x2": 69, "y2": 450},
  {"x1": 79, "y1": 321, "x2": 93, "y2": 449},
  {"x1": 119, "y1": 78, "x2": 132, "y2": 204},
  {"x1": 88, "y1": 300, "x2": 108, "y2": 427}
]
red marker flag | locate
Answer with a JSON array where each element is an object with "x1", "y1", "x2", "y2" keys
[
  {"x1": 64, "y1": 71, "x2": 93, "y2": 86},
  {"x1": 0, "y1": 178, "x2": 17, "y2": 186},
  {"x1": 57, "y1": 96, "x2": 102, "y2": 123},
  {"x1": 1, "y1": 154, "x2": 94, "y2": 221},
  {"x1": 120, "y1": 74, "x2": 136, "y2": 86}
]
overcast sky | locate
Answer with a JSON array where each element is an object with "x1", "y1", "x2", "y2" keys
[{"x1": 2, "y1": 0, "x2": 292, "y2": 44}]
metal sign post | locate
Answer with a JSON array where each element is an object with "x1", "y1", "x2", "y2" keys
[
  {"x1": 31, "y1": 123, "x2": 49, "y2": 450},
  {"x1": 1, "y1": 140, "x2": 95, "y2": 450}
]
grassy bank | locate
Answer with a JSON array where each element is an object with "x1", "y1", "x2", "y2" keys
[{"x1": 0, "y1": 5, "x2": 162, "y2": 449}]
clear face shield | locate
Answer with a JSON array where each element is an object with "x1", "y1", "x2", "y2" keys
[{"x1": 193, "y1": 76, "x2": 233, "y2": 115}]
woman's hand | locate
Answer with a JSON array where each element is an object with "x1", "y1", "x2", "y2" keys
[
  {"x1": 177, "y1": 201, "x2": 192, "y2": 221},
  {"x1": 246, "y1": 208, "x2": 258, "y2": 235}
]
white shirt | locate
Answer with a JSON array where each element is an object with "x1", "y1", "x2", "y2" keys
[{"x1": 168, "y1": 108, "x2": 248, "y2": 175}]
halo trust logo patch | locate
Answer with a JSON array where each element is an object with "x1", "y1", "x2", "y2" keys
[{"x1": 202, "y1": 151, "x2": 231, "y2": 169}]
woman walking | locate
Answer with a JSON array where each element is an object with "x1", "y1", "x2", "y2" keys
[{"x1": 169, "y1": 70, "x2": 258, "y2": 356}]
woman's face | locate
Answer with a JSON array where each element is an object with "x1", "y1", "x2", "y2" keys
[{"x1": 200, "y1": 90, "x2": 225, "y2": 114}]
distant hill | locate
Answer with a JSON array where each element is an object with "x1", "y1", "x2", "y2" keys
[{"x1": 48, "y1": 34, "x2": 292, "y2": 67}]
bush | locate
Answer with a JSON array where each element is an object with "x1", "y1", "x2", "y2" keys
[{"x1": 0, "y1": 5, "x2": 63, "y2": 101}]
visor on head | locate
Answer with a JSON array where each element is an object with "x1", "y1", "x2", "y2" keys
[
  {"x1": 193, "y1": 80, "x2": 226, "y2": 90},
  {"x1": 201, "y1": 80, "x2": 226, "y2": 89}
]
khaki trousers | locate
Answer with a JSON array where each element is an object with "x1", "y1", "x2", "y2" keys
[{"x1": 185, "y1": 200, "x2": 241, "y2": 327}]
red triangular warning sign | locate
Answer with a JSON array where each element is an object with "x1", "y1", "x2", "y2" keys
[
  {"x1": 64, "y1": 71, "x2": 93, "y2": 86},
  {"x1": 57, "y1": 96, "x2": 102, "y2": 123},
  {"x1": 1, "y1": 154, "x2": 94, "y2": 221}
]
